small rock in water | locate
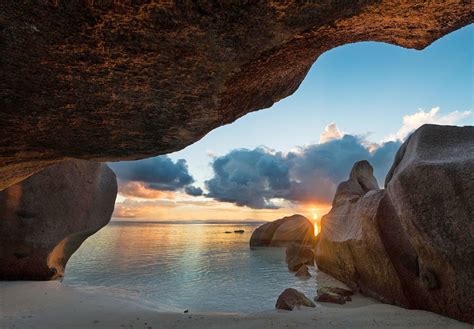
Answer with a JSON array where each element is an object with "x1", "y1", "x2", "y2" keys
[
  {"x1": 295, "y1": 265, "x2": 311, "y2": 278},
  {"x1": 234, "y1": 230, "x2": 245, "y2": 233},
  {"x1": 183, "y1": 309, "x2": 189, "y2": 313},
  {"x1": 224, "y1": 231, "x2": 232, "y2": 234},
  {"x1": 275, "y1": 288, "x2": 315, "y2": 310}
]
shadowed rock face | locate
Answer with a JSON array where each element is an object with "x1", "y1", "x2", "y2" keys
[
  {"x1": 316, "y1": 125, "x2": 474, "y2": 323},
  {"x1": 1, "y1": 2, "x2": 472, "y2": 190},
  {"x1": 0, "y1": 160, "x2": 117, "y2": 280}
]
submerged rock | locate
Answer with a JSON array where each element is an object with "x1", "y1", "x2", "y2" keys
[
  {"x1": 316, "y1": 125, "x2": 474, "y2": 324},
  {"x1": 275, "y1": 288, "x2": 315, "y2": 311},
  {"x1": 250, "y1": 214, "x2": 315, "y2": 248},
  {"x1": 286, "y1": 244, "x2": 314, "y2": 272},
  {"x1": 295, "y1": 265, "x2": 311, "y2": 278},
  {"x1": 0, "y1": 160, "x2": 117, "y2": 280}
]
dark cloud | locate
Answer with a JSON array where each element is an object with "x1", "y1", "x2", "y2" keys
[
  {"x1": 184, "y1": 185, "x2": 204, "y2": 196},
  {"x1": 205, "y1": 135, "x2": 401, "y2": 209},
  {"x1": 109, "y1": 156, "x2": 199, "y2": 196}
]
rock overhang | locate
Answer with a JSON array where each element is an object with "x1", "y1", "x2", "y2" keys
[{"x1": 0, "y1": 1, "x2": 473, "y2": 190}]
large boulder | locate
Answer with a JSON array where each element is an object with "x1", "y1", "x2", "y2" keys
[
  {"x1": 316, "y1": 125, "x2": 474, "y2": 324},
  {"x1": 1, "y1": 3, "x2": 472, "y2": 190},
  {"x1": 250, "y1": 214, "x2": 315, "y2": 248},
  {"x1": 381, "y1": 124, "x2": 474, "y2": 323},
  {"x1": 316, "y1": 160, "x2": 407, "y2": 305},
  {"x1": 0, "y1": 160, "x2": 117, "y2": 280}
]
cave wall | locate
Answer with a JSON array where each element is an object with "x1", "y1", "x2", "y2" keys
[{"x1": 1, "y1": 1, "x2": 473, "y2": 190}]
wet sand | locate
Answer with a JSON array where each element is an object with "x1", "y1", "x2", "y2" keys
[{"x1": 0, "y1": 281, "x2": 470, "y2": 329}]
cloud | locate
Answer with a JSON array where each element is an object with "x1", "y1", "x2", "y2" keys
[
  {"x1": 384, "y1": 107, "x2": 472, "y2": 141},
  {"x1": 184, "y1": 185, "x2": 204, "y2": 196},
  {"x1": 319, "y1": 122, "x2": 344, "y2": 143},
  {"x1": 205, "y1": 126, "x2": 401, "y2": 209},
  {"x1": 109, "y1": 156, "x2": 201, "y2": 197}
]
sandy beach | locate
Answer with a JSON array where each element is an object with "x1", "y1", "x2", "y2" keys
[{"x1": 0, "y1": 281, "x2": 470, "y2": 329}]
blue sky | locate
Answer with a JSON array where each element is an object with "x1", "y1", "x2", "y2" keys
[
  {"x1": 169, "y1": 24, "x2": 473, "y2": 187},
  {"x1": 112, "y1": 24, "x2": 472, "y2": 220}
]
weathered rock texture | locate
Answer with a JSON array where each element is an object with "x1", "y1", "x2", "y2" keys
[
  {"x1": 316, "y1": 125, "x2": 474, "y2": 323},
  {"x1": 1, "y1": 2, "x2": 472, "y2": 190},
  {"x1": 0, "y1": 160, "x2": 117, "y2": 280},
  {"x1": 250, "y1": 214, "x2": 315, "y2": 248}
]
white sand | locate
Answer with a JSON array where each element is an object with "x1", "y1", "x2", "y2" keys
[{"x1": 0, "y1": 281, "x2": 470, "y2": 329}]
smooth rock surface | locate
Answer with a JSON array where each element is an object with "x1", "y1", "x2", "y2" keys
[
  {"x1": 1, "y1": 2, "x2": 472, "y2": 190},
  {"x1": 0, "y1": 160, "x2": 117, "y2": 280},
  {"x1": 316, "y1": 125, "x2": 474, "y2": 324},
  {"x1": 316, "y1": 160, "x2": 405, "y2": 304},
  {"x1": 250, "y1": 214, "x2": 315, "y2": 248},
  {"x1": 381, "y1": 124, "x2": 474, "y2": 323},
  {"x1": 275, "y1": 288, "x2": 315, "y2": 311}
]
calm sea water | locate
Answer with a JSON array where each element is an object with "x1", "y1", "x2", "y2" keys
[{"x1": 63, "y1": 221, "x2": 320, "y2": 313}]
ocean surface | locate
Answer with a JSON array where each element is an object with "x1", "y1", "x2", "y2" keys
[{"x1": 63, "y1": 220, "x2": 322, "y2": 313}]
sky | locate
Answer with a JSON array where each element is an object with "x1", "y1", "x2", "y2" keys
[{"x1": 110, "y1": 24, "x2": 473, "y2": 222}]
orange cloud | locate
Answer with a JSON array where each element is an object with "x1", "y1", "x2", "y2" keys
[
  {"x1": 118, "y1": 181, "x2": 178, "y2": 199},
  {"x1": 113, "y1": 195, "x2": 332, "y2": 222}
]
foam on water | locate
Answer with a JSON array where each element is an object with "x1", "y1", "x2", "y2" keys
[{"x1": 63, "y1": 221, "x2": 320, "y2": 313}]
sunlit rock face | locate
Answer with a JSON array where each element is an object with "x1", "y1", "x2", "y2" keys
[
  {"x1": 316, "y1": 125, "x2": 474, "y2": 324},
  {"x1": 1, "y1": 2, "x2": 472, "y2": 190},
  {"x1": 250, "y1": 214, "x2": 315, "y2": 248},
  {"x1": 0, "y1": 160, "x2": 117, "y2": 280},
  {"x1": 316, "y1": 161, "x2": 407, "y2": 305}
]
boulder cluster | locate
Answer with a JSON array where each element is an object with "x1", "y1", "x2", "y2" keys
[{"x1": 316, "y1": 125, "x2": 474, "y2": 324}]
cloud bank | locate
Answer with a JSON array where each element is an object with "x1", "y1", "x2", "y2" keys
[
  {"x1": 205, "y1": 131, "x2": 401, "y2": 209},
  {"x1": 109, "y1": 156, "x2": 203, "y2": 197}
]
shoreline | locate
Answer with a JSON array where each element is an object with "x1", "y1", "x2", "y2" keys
[{"x1": 1, "y1": 281, "x2": 470, "y2": 329}]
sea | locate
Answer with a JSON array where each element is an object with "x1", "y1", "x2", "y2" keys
[{"x1": 63, "y1": 220, "x2": 323, "y2": 313}]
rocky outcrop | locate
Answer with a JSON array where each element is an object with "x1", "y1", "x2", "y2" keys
[
  {"x1": 250, "y1": 214, "x2": 315, "y2": 248},
  {"x1": 1, "y1": 3, "x2": 472, "y2": 190},
  {"x1": 275, "y1": 288, "x2": 315, "y2": 311},
  {"x1": 286, "y1": 244, "x2": 315, "y2": 272},
  {"x1": 316, "y1": 160, "x2": 406, "y2": 304},
  {"x1": 316, "y1": 125, "x2": 474, "y2": 323},
  {"x1": 0, "y1": 160, "x2": 117, "y2": 280}
]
